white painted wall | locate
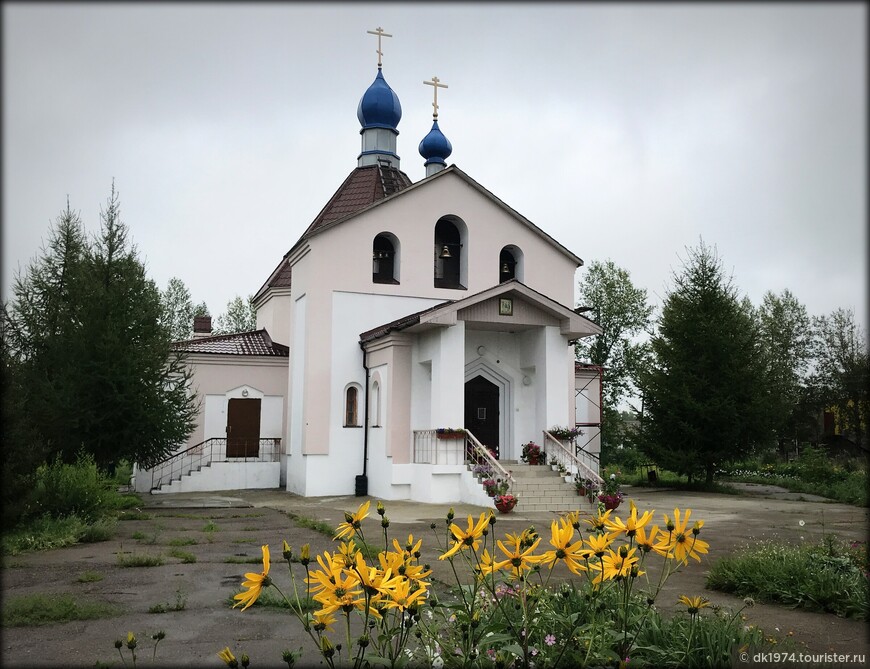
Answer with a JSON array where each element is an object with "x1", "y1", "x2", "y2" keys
[
  {"x1": 255, "y1": 289, "x2": 292, "y2": 346},
  {"x1": 152, "y1": 462, "x2": 280, "y2": 494}
]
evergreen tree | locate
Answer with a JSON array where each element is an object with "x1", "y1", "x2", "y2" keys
[
  {"x1": 575, "y1": 260, "x2": 653, "y2": 447},
  {"x1": 4, "y1": 186, "x2": 198, "y2": 473},
  {"x1": 638, "y1": 242, "x2": 770, "y2": 483},
  {"x1": 214, "y1": 294, "x2": 256, "y2": 334}
]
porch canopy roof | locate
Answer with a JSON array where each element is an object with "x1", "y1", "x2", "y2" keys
[{"x1": 359, "y1": 279, "x2": 603, "y2": 345}]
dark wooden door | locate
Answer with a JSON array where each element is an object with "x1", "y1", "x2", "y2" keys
[
  {"x1": 226, "y1": 398, "x2": 261, "y2": 458},
  {"x1": 465, "y1": 375, "x2": 500, "y2": 458}
]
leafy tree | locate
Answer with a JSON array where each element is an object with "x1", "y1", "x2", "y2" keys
[
  {"x1": 575, "y1": 260, "x2": 653, "y2": 447},
  {"x1": 810, "y1": 308, "x2": 869, "y2": 448},
  {"x1": 756, "y1": 290, "x2": 814, "y2": 450},
  {"x1": 160, "y1": 277, "x2": 195, "y2": 341},
  {"x1": 4, "y1": 186, "x2": 198, "y2": 474},
  {"x1": 214, "y1": 294, "x2": 256, "y2": 334},
  {"x1": 638, "y1": 242, "x2": 771, "y2": 483}
]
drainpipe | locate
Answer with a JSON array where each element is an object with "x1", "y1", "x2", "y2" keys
[{"x1": 356, "y1": 342, "x2": 370, "y2": 497}]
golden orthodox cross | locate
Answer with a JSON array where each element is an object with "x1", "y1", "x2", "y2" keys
[
  {"x1": 424, "y1": 76, "x2": 448, "y2": 119},
  {"x1": 367, "y1": 27, "x2": 392, "y2": 68}
]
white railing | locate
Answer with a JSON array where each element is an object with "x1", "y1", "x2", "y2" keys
[
  {"x1": 411, "y1": 429, "x2": 514, "y2": 485},
  {"x1": 542, "y1": 431, "x2": 603, "y2": 486}
]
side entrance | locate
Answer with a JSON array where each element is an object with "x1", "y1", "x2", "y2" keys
[
  {"x1": 226, "y1": 398, "x2": 261, "y2": 458},
  {"x1": 464, "y1": 375, "x2": 500, "y2": 458}
]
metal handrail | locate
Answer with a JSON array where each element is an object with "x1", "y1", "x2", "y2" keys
[
  {"x1": 466, "y1": 430, "x2": 515, "y2": 484},
  {"x1": 149, "y1": 437, "x2": 281, "y2": 491},
  {"x1": 542, "y1": 430, "x2": 603, "y2": 485}
]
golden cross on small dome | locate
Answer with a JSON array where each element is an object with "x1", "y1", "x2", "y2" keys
[
  {"x1": 367, "y1": 27, "x2": 393, "y2": 68},
  {"x1": 424, "y1": 76, "x2": 448, "y2": 119}
]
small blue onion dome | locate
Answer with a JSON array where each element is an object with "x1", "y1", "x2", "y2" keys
[
  {"x1": 357, "y1": 70, "x2": 402, "y2": 131},
  {"x1": 418, "y1": 119, "x2": 452, "y2": 163}
]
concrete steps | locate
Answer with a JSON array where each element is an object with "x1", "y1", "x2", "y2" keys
[{"x1": 486, "y1": 461, "x2": 588, "y2": 514}]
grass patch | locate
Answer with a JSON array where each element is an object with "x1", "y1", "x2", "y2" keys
[
  {"x1": 202, "y1": 520, "x2": 219, "y2": 533},
  {"x1": 630, "y1": 470, "x2": 739, "y2": 495},
  {"x1": 160, "y1": 512, "x2": 206, "y2": 520},
  {"x1": 148, "y1": 589, "x2": 187, "y2": 614},
  {"x1": 132, "y1": 531, "x2": 159, "y2": 545},
  {"x1": 168, "y1": 537, "x2": 198, "y2": 547},
  {"x1": 707, "y1": 536, "x2": 869, "y2": 619},
  {"x1": 287, "y1": 513, "x2": 335, "y2": 537},
  {"x1": 2, "y1": 514, "x2": 116, "y2": 555},
  {"x1": 1, "y1": 593, "x2": 122, "y2": 626},
  {"x1": 116, "y1": 510, "x2": 153, "y2": 521},
  {"x1": 227, "y1": 512, "x2": 265, "y2": 519},
  {"x1": 117, "y1": 552, "x2": 164, "y2": 568},
  {"x1": 167, "y1": 548, "x2": 196, "y2": 563},
  {"x1": 76, "y1": 570, "x2": 104, "y2": 583},
  {"x1": 231, "y1": 538, "x2": 256, "y2": 544}
]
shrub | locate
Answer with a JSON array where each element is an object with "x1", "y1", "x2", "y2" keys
[
  {"x1": 27, "y1": 453, "x2": 113, "y2": 523},
  {"x1": 1, "y1": 515, "x2": 88, "y2": 555}
]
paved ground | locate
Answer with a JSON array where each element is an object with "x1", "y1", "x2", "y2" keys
[{"x1": 1, "y1": 484, "x2": 868, "y2": 668}]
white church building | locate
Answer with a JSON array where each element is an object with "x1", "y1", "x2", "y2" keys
[{"x1": 135, "y1": 35, "x2": 603, "y2": 505}]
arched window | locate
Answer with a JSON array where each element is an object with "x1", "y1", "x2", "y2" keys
[
  {"x1": 434, "y1": 217, "x2": 467, "y2": 289},
  {"x1": 373, "y1": 233, "x2": 400, "y2": 284},
  {"x1": 370, "y1": 379, "x2": 381, "y2": 427},
  {"x1": 499, "y1": 245, "x2": 524, "y2": 283},
  {"x1": 344, "y1": 385, "x2": 360, "y2": 427}
]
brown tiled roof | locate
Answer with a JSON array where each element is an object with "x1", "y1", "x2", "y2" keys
[
  {"x1": 301, "y1": 163, "x2": 412, "y2": 239},
  {"x1": 172, "y1": 329, "x2": 289, "y2": 357},
  {"x1": 270, "y1": 259, "x2": 292, "y2": 288}
]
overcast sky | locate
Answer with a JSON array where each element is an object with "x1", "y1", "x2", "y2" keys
[{"x1": 3, "y1": 3, "x2": 866, "y2": 333}]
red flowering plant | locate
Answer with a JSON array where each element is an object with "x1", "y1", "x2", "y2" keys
[{"x1": 521, "y1": 441, "x2": 546, "y2": 465}]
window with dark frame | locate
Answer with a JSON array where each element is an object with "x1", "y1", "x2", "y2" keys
[{"x1": 345, "y1": 386, "x2": 359, "y2": 427}]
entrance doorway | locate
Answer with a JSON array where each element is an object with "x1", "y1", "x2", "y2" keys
[
  {"x1": 226, "y1": 398, "x2": 261, "y2": 458},
  {"x1": 465, "y1": 375, "x2": 500, "y2": 458}
]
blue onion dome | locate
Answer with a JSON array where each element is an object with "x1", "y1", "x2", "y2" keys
[
  {"x1": 357, "y1": 70, "x2": 402, "y2": 130},
  {"x1": 418, "y1": 119, "x2": 452, "y2": 163}
]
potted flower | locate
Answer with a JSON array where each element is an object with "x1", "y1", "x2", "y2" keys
[
  {"x1": 436, "y1": 427, "x2": 466, "y2": 439},
  {"x1": 597, "y1": 471, "x2": 623, "y2": 510},
  {"x1": 521, "y1": 441, "x2": 546, "y2": 465},
  {"x1": 548, "y1": 425, "x2": 583, "y2": 441},
  {"x1": 573, "y1": 473, "x2": 593, "y2": 496},
  {"x1": 482, "y1": 478, "x2": 498, "y2": 496},
  {"x1": 472, "y1": 463, "x2": 494, "y2": 480},
  {"x1": 494, "y1": 492, "x2": 517, "y2": 514}
]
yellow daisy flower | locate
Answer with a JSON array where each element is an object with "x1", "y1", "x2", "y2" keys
[
  {"x1": 439, "y1": 512, "x2": 491, "y2": 560},
  {"x1": 310, "y1": 609, "x2": 337, "y2": 632},
  {"x1": 604, "y1": 500, "x2": 654, "y2": 540},
  {"x1": 678, "y1": 594, "x2": 711, "y2": 614},
  {"x1": 232, "y1": 544, "x2": 271, "y2": 611},
  {"x1": 662, "y1": 508, "x2": 709, "y2": 564},
  {"x1": 217, "y1": 646, "x2": 237, "y2": 666},
  {"x1": 597, "y1": 545, "x2": 641, "y2": 582},
  {"x1": 381, "y1": 577, "x2": 428, "y2": 612},
  {"x1": 475, "y1": 548, "x2": 509, "y2": 579},
  {"x1": 496, "y1": 534, "x2": 541, "y2": 580},
  {"x1": 582, "y1": 532, "x2": 613, "y2": 560},
  {"x1": 538, "y1": 518, "x2": 587, "y2": 575},
  {"x1": 585, "y1": 508, "x2": 614, "y2": 533},
  {"x1": 334, "y1": 500, "x2": 371, "y2": 540}
]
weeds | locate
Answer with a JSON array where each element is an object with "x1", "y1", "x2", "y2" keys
[
  {"x1": 132, "y1": 531, "x2": 159, "y2": 545},
  {"x1": 168, "y1": 537, "x2": 198, "y2": 547},
  {"x1": 117, "y1": 510, "x2": 153, "y2": 521},
  {"x1": 117, "y1": 553, "x2": 165, "y2": 568},
  {"x1": 202, "y1": 520, "x2": 219, "y2": 533},
  {"x1": 167, "y1": 548, "x2": 196, "y2": 563},
  {"x1": 76, "y1": 570, "x2": 104, "y2": 583},
  {"x1": 224, "y1": 556, "x2": 264, "y2": 564},
  {"x1": 1, "y1": 593, "x2": 122, "y2": 626},
  {"x1": 286, "y1": 512, "x2": 335, "y2": 537},
  {"x1": 148, "y1": 590, "x2": 187, "y2": 614}
]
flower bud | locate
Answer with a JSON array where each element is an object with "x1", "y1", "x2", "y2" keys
[
  {"x1": 377, "y1": 501, "x2": 385, "y2": 516},
  {"x1": 447, "y1": 507, "x2": 455, "y2": 520},
  {"x1": 241, "y1": 653, "x2": 250, "y2": 668},
  {"x1": 381, "y1": 516, "x2": 390, "y2": 529},
  {"x1": 114, "y1": 640, "x2": 123, "y2": 649},
  {"x1": 300, "y1": 544, "x2": 310, "y2": 566}
]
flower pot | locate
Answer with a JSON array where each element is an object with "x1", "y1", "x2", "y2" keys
[
  {"x1": 576, "y1": 487, "x2": 587, "y2": 496},
  {"x1": 527, "y1": 456, "x2": 540, "y2": 466},
  {"x1": 601, "y1": 496, "x2": 621, "y2": 511},
  {"x1": 495, "y1": 498, "x2": 517, "y2": 513}
]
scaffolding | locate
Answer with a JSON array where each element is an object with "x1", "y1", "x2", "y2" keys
[{"x1": 574, "y1": 362, "x2": 603, "y2": 475}]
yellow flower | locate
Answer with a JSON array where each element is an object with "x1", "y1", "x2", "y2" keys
[
  {"x1": 310, "y1": 609, "x2": 337, "y2": 632},
  {"x1": 232, "y1": 544, "x2": 271, "y2": 611},
  {"x1": 604, "y1": 500, "x2": 654, "y2": 539},
  {"x1": 307, "y1": 552, "x2": 361, "y2": 609},
  {"x1": 393, "y1": 534, "x2": 422, "y2": 558},
  {"x1": 337, "y1": 539, "x2": 361, "y2": 566},
  {"x1": 635, "y1": 524, "x2": 668, "y2": 557},
  {"x1": 475, "y1": 548, "x2": 509, "y2": 578},
  {"x1": 585, "y1": 508, "x2": 614, "y2": 533},
  {"x1": 380, "y1": 577, "x2": 428, "y2": 611},
  {"x1": 582, "y1": 532, "x2": 613, "y2": 559},
  {"x1": 335, "y1": 501, "x2": 371, "y2": 540},
  {"x1": 439, "y1": 512, "x2": 491, "y2": 560},
  {"x1": 496, "y1": 533, "x2": 541, "y2": 580},
  {"x1": 678, "y1": 594, "x2": 711, "y2": 614},
  {"x1": 662, "y1": 508, "x2": 709, "y2": 564},
  {"x1": 217, "y1": 647, "x2": 237, "y2": 666},
  {"x1": 538, "y1": 518, "x2": 587, "y2": 575},
  {"x1": 596, "y1": 545, "x2": 641, "y2": 583}
]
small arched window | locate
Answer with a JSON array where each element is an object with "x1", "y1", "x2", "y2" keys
[
  {"x1": 373, "y1": 233, "x2": 400, "y2": 284},
  {"x1": 434, "y1": 217, "x2": 467, "y2": 289},
  {"x1": 499, "y1": 245, "x2": 524, "y2": 283},
  {"x1": 371, "y1": 379, "x2": 381, "y2": 427},
  {"x1": 344, "y1": 386, "x2": 360, "y2": 427}
]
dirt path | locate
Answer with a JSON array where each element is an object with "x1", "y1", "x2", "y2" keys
[{"x1": 1, "y1": 486, "x2": 868, "y2": 667}]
